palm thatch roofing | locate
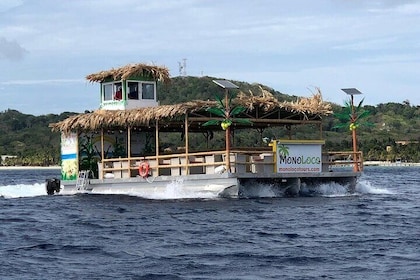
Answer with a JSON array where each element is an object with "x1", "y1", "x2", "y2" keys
[
  {"x1": 50, "y1": 87, "x2": 332, "y2": 134},
  {"x1": 85, "y1": 63, "x2": 171, "y2": 84}
]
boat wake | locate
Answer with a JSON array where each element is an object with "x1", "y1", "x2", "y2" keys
[
  {"x1": 239, "y1": 183, "x2": 286, "y2": 198},
  {"x1": 0, "y1": 179, "x2": 393, "y2": 200},
  {"x1": 142, "y1": 180, "x2": 220, "y2": 200},
  {"x1": 300, "y1": 182, "x2": 352, "y2": 197},
  {"x1": 241, "y1": 179, "x2": 395, "y2": 198},
  {"x1": 299, "y1": 180, "x2": 394, "y2": 197},
  {"x1": 355, "y1": 180, "x2": 395, "y2": 195},
  {"x1": 0, "y1": 183, "x2": 47, "y2": 199}
]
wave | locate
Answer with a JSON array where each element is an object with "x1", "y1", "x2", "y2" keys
[
  {"x1": 355, "y1": 180, "x2": 395, "y2": 195},
  {"x1": 241, "y1": 181, "x2": 354, "y2": 198},
  {"x1": 299, "y1": 182, "x2": 352, "y2": 197},
  {"x1": 239, "y1": 183, "x2": 286, "y2": 198},
  {"x1": 1, "y1": 180, "x2": 221, "y2": 200},
  {"x1": 1, "y1": 178, "x2": 393, "y2": 200},
  {"x1": 141, "y1": 180, "x2": 220, "y2": 200},
  {"x1": 299, "y1": 180, "x2": 394, "y2": 197},
  {"x1": 0, "y1": 183, "x2": 47, "y2": 199}
]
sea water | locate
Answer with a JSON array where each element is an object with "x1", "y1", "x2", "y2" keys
[{"x1": 0, "y1": 167, "x2": 419, "y2": 279}]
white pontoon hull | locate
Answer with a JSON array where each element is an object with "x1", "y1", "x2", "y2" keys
[{"x1": 56, "y1": 171, "x2": 359, "y2": 198}]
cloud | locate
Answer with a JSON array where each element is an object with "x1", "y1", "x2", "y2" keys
[
  {"x1": 0, "y1": 78, "x2": 84, "y2": 86},
  {"x1": 0, "y1": 37, "x2": 28, "y2": 61},
  {"x1": 367, "y1": 1, "x2": 420, "y2": 15},
  {"x1": 332, "y1": 37, "x2": 398, "y2": 51},
  {"x1": 0, "y1": 0, "x2": 23, "y2": 13}
]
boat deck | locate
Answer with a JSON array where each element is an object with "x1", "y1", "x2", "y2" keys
[{"x1": 97, "y1": 149, "x2": 362, "y2": 179}]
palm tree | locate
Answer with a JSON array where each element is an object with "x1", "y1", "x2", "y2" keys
[
  {"x1": 202, "y1": 93, "x2": 252, "y2": 172},
  {"x1": 202, "y1": 94, "x2": 251, "y2": 130},
  {"x1": 333, "y1": 98, "x2": 372, "y2": 131},
  {"x1": 333, "y1": 97, "x2": 373, "y2": 171}
]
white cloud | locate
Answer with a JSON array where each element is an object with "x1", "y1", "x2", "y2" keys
[
  {"x1": 332, "y1": 37, "x2": 398, "y2": 51},
  {"x1": 0, "y1": 0, "x2": 419, "y2": 115},
  {"x1": 1, "y1": 78, "x2": 84, "y2": 86},
  {"x1": 395, "y1": 3, "x2": 420, "y2": 14},
  {"x1": 368, "y1": 1, "x2": 420, "y2": 15},
  {"x1": 0, "y1": 0, "x2": 23, "y2": 12}
]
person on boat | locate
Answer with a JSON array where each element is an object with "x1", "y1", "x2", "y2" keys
[{"x1": 114, "y1": 86, "x2": 122, "y2": 100}]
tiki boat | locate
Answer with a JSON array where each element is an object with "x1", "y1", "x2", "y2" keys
[{"x1": 48, "y1": 63, "x2": 363, "y2": 197}]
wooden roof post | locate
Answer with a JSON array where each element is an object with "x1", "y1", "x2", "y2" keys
[
  {"x1": 185, "y1": 114, "x2": 189, "y2": 175},
  {"x1": 155, "y1": 119, "x2": 159, "y2": 169},
  {"x1": 101, "y1": 129, "x2": 104, "y2": 179},
  {"x1": 127, "y1": 126, "x2": 131, "y2": 158},
  {"x1": 225, "y1": 88, "x2": 231, "y2": 172}
]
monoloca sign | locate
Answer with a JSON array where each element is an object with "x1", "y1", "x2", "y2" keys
[{"x1": 276, "y1": 140, "x2": 324, "y2": 173}]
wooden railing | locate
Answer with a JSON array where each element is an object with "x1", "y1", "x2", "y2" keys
[
  {"x1": 322, "y1": 151, "x2": 364, "y2": 171},
  {"x1": 97, "y1": 149, "x2": 363, "y2": 179},
  {"x1": 99, "y1": 150, "x2": 276, "y2": 179}
]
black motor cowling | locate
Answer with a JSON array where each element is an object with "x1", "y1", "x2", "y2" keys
[{"x1": 46, "y1": 178, "x2": 61, "y2": 195}]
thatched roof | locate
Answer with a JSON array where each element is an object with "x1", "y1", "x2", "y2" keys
[
  {"x1": 85, "y1": 63, "x2": 171, "y2": 84},
  {"x1": 50, "y1": 89, "x2": 332, "y2": 134},
  {"x1": 236, "y1": 87, "x2": 332, "y2": 116}
]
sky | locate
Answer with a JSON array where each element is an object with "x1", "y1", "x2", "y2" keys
[{"x1": 0, "y1": 0, "x2": 419, "y2": 116}]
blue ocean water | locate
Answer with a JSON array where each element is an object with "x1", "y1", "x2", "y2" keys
[{"x1": 0, "y1": 167, "x2": 419, "y2": 279}]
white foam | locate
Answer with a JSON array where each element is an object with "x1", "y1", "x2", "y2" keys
[
  {"x1": 253, "y1": 187, "x2": 278, "y2": 198},
  {"x1": 141, "y1": 180, "x2": 219, "y2": 200},
  {"x1": 88, "y1": 179, "x2": 220, "y2": 200},
  {"x1": 356, "y1": 180, "x2": 394, "y2": 195},
  {"x1": 1, "y1": 179, "x2": 393, "y2": 200},
  {"x1": 240, "y1": 183, "x2": 280, "y2": 198},
  {"x1": 317, "y1": 182, "x2": 351, "y2": 197},
  {"x1": 0, "y1": 183, "x2": 47, "y2": 199},
  {"x1": 299, "y1": 182, "x2": 351, "y2": 197}
]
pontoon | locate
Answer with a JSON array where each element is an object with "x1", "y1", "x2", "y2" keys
[{"x1": 48, "y1": 63, "x2": 362, "y2": 197}]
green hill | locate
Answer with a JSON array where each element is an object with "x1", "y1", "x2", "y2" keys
[{"x1": 0, "y1": 76, "x2": 419, "y2": 165}]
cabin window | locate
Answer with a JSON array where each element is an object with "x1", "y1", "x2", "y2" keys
[
  {"x1": 142, "y1": 83, "x2": 154, "y2": 100},
  {"x1": 103, "y1": 84, "x2": 113, "y2": 101},
  {"x1": 102, "y1": 82, "x2": 123, "y2": 101},
  {"x1": 114, "y1": 82, "x2": 122, "y2": 100},
  {"x1": 126, "y1": 81, "x2": 155, "y2": 100},
  {"x1": 127, "y1": 82, "x2": 139, "y2": 100}
]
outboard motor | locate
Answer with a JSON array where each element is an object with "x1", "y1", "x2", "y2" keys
[{"x1": 46, "y1": 178, "x2": 61, "y2": 195}]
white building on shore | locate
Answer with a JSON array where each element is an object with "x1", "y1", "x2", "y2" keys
[{"x1": 1, "y1": 155, "x2": 17, "y2": 165}]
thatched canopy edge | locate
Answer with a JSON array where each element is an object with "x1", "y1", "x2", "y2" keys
[
  {"x1": 50, "y1": 91, "x2": 332, "y2": 133},
  {"x1": 85, "y1": 63, "x2": 171, "y2": 84}
]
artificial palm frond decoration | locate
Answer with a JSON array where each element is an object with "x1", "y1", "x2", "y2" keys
[
  {"x1": 333, "y1": 98, "x2": 373, "y2": 131},
  {"x1": 202, "y1": 94, "x2": 252, "y2": 130}
]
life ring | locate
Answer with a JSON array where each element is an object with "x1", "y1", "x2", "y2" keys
[{"x1": 139, "y1": 161, "x2": 150, "y2": 178}]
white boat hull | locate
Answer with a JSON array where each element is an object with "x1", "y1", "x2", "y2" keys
[
  {"x1": 53, "y1": 171, "x2": 359, "y2": 198},
  {"x1": 59, "y1": 173, "x2": 239, "y2": 198}
]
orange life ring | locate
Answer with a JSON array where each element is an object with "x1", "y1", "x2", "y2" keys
[{"x1": 139, "y1": 161, "x2": 150, "y2": 178}]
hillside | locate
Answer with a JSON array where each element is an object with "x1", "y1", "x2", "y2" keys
[{"x1": 0, "y1": 76, "x2": 419, "y2": 165}]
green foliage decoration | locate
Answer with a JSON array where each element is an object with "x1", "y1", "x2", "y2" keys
[
  {"x1": 202, "y1": 94, "x2": 251, "y2": 130},
  {"x1": 333, "y1": 98, "x2": 374, "y2": 131}
]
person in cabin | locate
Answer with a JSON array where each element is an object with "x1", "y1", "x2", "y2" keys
[{"x1": 114, "y1": 86, "x2": 122, "y2": 100}]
